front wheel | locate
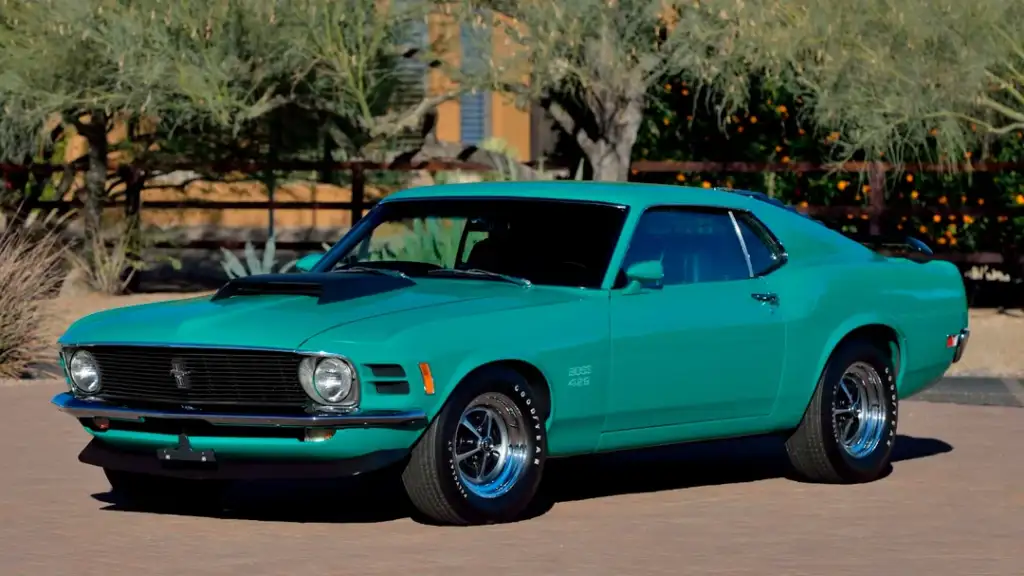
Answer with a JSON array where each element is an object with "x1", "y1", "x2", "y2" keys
[
  {"x1": 104, "y1": 468, "x2": 227, "y2": 512},
  {"x1": 785, "y1": 338, "x2": 899, "y2": 483},
  {"x1": 401, "y1": 366, "x2": 548, "y2": 525}
]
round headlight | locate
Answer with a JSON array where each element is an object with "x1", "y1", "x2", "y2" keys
[
  {"x1": 312, "y1": 357, "x2": 354, "y2": 404},
  {"x1": 68, "y1": 350, "x2": 101, "y2": 393}
]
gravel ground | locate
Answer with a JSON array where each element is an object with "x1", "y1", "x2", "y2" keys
[{"x1": 31, "y1": 293, "x2": 1024, "y2": 378}]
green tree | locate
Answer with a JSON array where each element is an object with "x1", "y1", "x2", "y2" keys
[
  {"x1": 113, "y1": 0, "x2": 541, "y2": 176},
  {"x1": 0, "y1": 0, "x2": 164, "y2": 239},
  {"x1": 466, "y1": 0, "x2": 800, "y2": 181},
  {"x1": 773, "y1": 0, "x2": 1024, "y2": 165}
]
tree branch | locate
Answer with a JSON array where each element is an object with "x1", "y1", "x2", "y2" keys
[
  {"x1": 976, "y1": 94, "x2": 1024, "y2": 126},
  {"x1": 541, "y1": 95, "x2": 599, "y2": 157},
  {"x1": 369, "y1": 89, "x2": 464, "y2": 141}
]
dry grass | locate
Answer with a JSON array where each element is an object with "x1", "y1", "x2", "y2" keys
[
  {"x1": 33, "y1": 292, "x2": 1024, "y2": 378},
  {"x1": 64, "y1": 220, "x2": 149, "y2": 295},
  {"x1": 0, "y1": 228, "x2": 65, "y2": 378}
]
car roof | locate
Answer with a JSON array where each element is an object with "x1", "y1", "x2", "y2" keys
[
  {"x1": 383, "y1": 181, "x2": 763, "y2": 212},
  {"x1": 383, "y1": 180, "x2": 868, "y2": 261}
]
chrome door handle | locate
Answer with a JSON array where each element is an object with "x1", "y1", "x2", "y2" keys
[{"x1": 751, "y1": 292, "x2": 779, "y2": 305}]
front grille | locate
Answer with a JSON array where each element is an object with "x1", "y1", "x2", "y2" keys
[{"x1": 82, "y1": 346, "x2": 308, "y2": 407}]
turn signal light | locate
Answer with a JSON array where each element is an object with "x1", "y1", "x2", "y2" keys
[{"x1": 419, "y1": 362, "x2": 435, "y2": 395}]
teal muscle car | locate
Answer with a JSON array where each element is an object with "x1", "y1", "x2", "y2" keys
[{"x1": 52, "y1": 181, "x2": 970, "y2": 525}]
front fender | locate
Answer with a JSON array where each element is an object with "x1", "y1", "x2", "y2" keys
[{"x1": 303, "y1": 294, "x2": 612, "y2": 457}]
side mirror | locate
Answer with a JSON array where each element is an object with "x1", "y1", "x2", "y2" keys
[
  {"x1": 295, "y1": 253, "x2": 323, "y2": 273},
  {"x1": 622, "y1": 260, "x2": 664, "y2": 294}
]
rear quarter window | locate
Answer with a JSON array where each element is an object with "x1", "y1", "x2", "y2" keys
[{"x1": 734, "y1": 212, "x2": 786, "y2": 276}]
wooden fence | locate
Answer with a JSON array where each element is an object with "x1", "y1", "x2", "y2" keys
[{"x1": 3, "y1": 158, "x2": 1024, "y2": 267}]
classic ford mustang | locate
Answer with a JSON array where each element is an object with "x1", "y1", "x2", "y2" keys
[{"x1": 52, "y1": 181, "x2": 969, "y2": 524}]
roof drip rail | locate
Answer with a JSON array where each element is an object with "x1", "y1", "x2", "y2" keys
[{"x1": 717, "y1": 187, "x2": 825, "y2": 224}]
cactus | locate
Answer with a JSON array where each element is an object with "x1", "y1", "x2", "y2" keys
[
  {"x1": 367, "y1": 219, "x2": 462, "y2": 267},
  {"x1": 219, "y1": 236, "x2": 298, "y2": 279}
]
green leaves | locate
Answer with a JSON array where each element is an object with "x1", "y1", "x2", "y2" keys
[{"x1": 769, "y1": 0, "x2": 1024, "y2": 167}]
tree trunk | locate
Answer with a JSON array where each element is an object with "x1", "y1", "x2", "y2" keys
[
  {"x1": 586, "y1": 140, "x2": 634, "y2": 182},
  {"x1": 585, "y1": 105, "x2": 643, "y2": 182},
  {"x1": 79, "y1": 112, "x2": 109, "y2": 242},
  {"x1": 548, "y1": 93, "x2": 644, "y2": 182}
]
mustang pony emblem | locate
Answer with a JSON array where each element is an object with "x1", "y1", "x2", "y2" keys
[{"x1": 169, "y1": 359, "x2": 192, "y2": 390}]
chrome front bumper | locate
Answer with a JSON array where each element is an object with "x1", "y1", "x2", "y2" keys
[
  {"x1": 51, "y1": 392, "x2": 427, "y2": 429},
  {"x1": 951, "y1": 328, "x2": 971, "y2": 363}
]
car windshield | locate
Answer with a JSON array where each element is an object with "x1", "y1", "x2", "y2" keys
[{"x1": 319, "y1": 198, "x2": 629, "y2": 288}]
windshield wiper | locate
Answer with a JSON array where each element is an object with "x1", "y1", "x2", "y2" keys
[
  {"x1": 427, "y1": 268, "x2": 532, "y2": 287},
  {"x1": 333, "y1": 265, "x2": 410, "y2": 280}
]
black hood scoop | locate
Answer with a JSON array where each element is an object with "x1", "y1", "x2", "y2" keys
[{"x1": 211, "y1": 273, "x2": 416, "y2": 305}]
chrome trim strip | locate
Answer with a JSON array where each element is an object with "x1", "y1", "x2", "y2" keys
[
  {"x1": 51, "y1": 393, "x2": 427, "y2": 429},
  {"x1": 59, "y1": 342, "x2": 327, "y2": 354},
  {"x1": 378, "y1": 194, "x2": 631, "y2": 210},
  {"x1": 728, "y1": 210, "x2": 755, "y2": 278}
]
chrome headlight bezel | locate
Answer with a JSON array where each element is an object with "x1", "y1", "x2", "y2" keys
[
  {"x1": 64, "y1": 348, "x2": 102, "y2": 395},
  {"x1": 298, "y1": 354, "x2": 359, "y2": 408}
]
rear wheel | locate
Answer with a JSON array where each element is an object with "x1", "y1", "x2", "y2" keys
[
  {"x1": 785, "y1": 338, "x2": 898, "y2": 483},
  {"x1": 104, "y1": 469, "x2": 226, "y2": 512},
  {"x1": 401, "y1": 366, "x2": 547, "y2": 525}
]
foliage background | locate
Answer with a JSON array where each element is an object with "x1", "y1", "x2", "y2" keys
[{"x1": 612, "y1": 78, "x2": 1024, "y2": 256}]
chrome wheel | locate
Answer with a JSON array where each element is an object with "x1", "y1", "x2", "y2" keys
[
  {"x1": 832, "y1": 361, "x2": 888, "y2": 459},
  {"x1": 453, "y1": 393, "x2": 530, "y2": 499}
]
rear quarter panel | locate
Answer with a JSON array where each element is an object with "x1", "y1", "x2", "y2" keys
[{"x1": 752, "y1": 206, "x2": 968, "y2": 428}]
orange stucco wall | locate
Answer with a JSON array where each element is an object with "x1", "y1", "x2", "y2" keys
[
  {"x1": 427, "y1": 11, "x2": 531, "y2": 162},
  {"x1": 489, "y1": 12, "x2": 530, "y2": 162}
]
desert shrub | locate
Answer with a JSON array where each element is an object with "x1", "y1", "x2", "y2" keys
[
  {"x1": 0, "y1": 224, "x2": 64, "y2": 378},
  {"x1": 219, "y1": 236, "x2": 298, "y2": 279},
  {"x1": 64, "y1": 219, "x2": 178, "y2": 295},
  {"x1": 367, "y1": 219, "x2": 462, "y2": 267},
  {"x1": 65, "y1": 220, "x2": 145, "y2": 295}
]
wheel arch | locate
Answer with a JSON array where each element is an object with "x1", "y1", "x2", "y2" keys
[
  {"x1": 442, "y1": 358, "x2": 553, "y2": 422},
  {"x1": 817, "y1": 321, "x2": 905, "y2": 392}
]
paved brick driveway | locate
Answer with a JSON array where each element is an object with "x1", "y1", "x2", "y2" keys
[{"x1": 1, "y1": 381, "x2": 1021, "y2": 576}]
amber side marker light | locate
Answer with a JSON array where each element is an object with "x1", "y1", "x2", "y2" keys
[
  {"x1": 419, "y1": 362, "x2": 435, "y2": 395},
  {"x1": 304, "y1": 428, "x2": 335, "y2": 443}
]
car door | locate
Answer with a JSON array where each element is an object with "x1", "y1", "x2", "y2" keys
[{"x1": 605, "y1": 206, "x2": 787, "y2": 431}]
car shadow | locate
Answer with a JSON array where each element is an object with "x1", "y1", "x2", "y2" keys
[
  {"x1": 91, "y1": 434, "x2": 952, "y2": 524},
  {"x1": 526, "y1": 433, "x2": 952, "y2": 515}
]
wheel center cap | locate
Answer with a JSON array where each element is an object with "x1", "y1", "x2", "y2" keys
[{"x1": 480, "y1": 437, "x2": 493, "y2": 451}]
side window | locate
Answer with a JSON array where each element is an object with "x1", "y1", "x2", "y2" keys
[
  {"x1": 734, "y1": 212, "x2": 785, "y2": 276},
  {"x1": 620, "y1": 207, "x2": 751, "y2": 286}
]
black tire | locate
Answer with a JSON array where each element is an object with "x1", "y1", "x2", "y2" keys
[
  {"x1": 104, "y1": 469, "x2": 227, "y2": 512},
  {"x1": 401, "y1": 365, "x2": 548, "y2": 525},
  {"x1": 785, "y1": 338, "x2": 898, "y2": 483}
]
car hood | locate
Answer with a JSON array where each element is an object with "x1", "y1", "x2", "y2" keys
[{"x1": 60, "y1": 273, "x2": 582, "y2": 350}]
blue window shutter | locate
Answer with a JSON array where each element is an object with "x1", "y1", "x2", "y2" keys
[
  {"x1": 460, "y1": 92, "x2": 487, "y2": 145},
  {"x1": 460, "y1": 18, "x2": 490, "y2": 146},
  {"x1": 391, "y1": 13, "x2": 428, "y2": 148}
]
